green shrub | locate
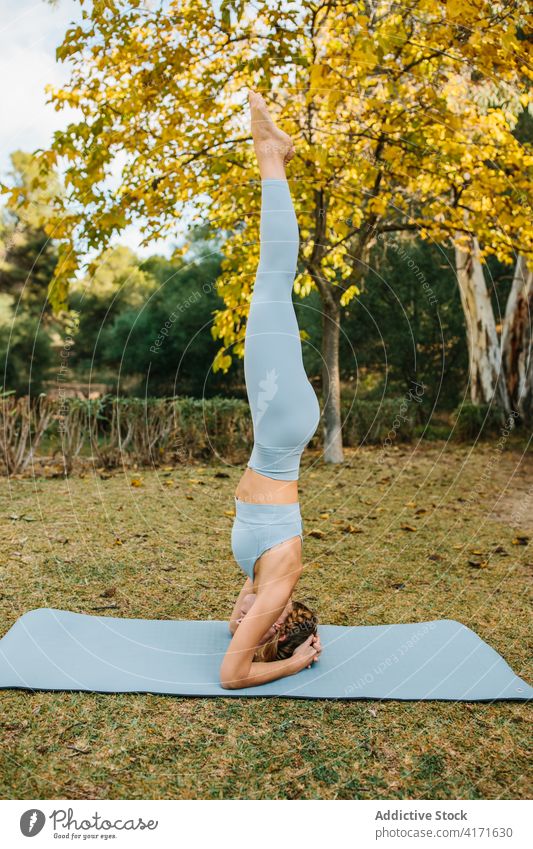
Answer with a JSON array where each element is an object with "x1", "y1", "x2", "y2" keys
[
  {"x1": 450, "y1": 402, "x2": 509, "y2": 441},
  {"x1": 340, "y1": 398, "x2": 419, "y2": 445},
  {"x1": 2, "y1": 392, "x2": 523, "y2": 476}
]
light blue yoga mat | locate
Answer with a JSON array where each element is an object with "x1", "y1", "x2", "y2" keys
[{"x1": 0, "y1": 608, "x2": 531, "y2": 701}]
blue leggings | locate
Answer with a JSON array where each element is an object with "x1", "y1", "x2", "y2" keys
[
  {"x1": 245, "y1": 178, "x2": 320, "y2": 480},
  {"x1": 231, "y1": 179, "x2": 320, "y2": 581}
]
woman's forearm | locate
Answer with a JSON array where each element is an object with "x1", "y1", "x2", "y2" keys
[{"x1": 221, "y1": 655, "x2": 302, "y2": 690}]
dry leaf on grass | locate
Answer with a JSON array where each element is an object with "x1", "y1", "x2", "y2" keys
[
  {"x1": 512, "y1": 535, "x2": 529, "y2": 546},
  {"x1": 342, "y1": 524, "x2": 363, "y2": 534},
  {"x1": 308, "y1": 529, "x2": 326, "y2": 539}
]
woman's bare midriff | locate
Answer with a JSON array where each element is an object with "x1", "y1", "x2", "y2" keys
[{"x1": 235, "y1": 467, "x2": 298, "y2": 504}]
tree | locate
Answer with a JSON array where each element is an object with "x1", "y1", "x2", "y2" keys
[
  {"x1": 0, "y1": 152, "x2": 60, "y2": 395},
  {"x1": 2, "y1": 0, "x2": 531, "y2": 461},
  {"x1": 502, "y1": 254, "x2": 533, "y2": 422},
  {"x1": 0, "y1": 152, "x2": 60, "y2": 318},
  {"x1": 454, "y1": 235, "x2": 510, "y2": 412}
]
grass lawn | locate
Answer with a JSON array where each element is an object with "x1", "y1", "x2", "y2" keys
[{"x1": 0, "y1": 442, "x2": 531, "y2": 800}]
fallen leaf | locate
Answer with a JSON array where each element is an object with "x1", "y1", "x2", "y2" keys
[
  {"x1": 468, "y1": 559, "x2": 488, "y2": 569},
  {"x1": 130, "y1": 478, "x2": 143, "y2": 487},
  {"x1": 428, "y1": 553, "x2": 444, "y2": 562},
  {"x1": 319, "y1": 512, "x2": 330, "y2": 520},
  {"x1": 223, "y1": 510, "x2": 235, "y2": 517},
  {"x1": 66, "y1": 744, "x2": 91, "y2": 755},
  {"x1": 400, "y1": 524, "x2": 417, "y2": 532},
  {"x1": 405, "y1": 501, "x2": 417, "y2": 508},
  {"x1": 512, "y1": 535, "x2": 529, "y2": 546},
  {"x1": 342, "y1": 524, "x2": 363, "y2": 534},
  {"x1": 308, "y1": 529, "x2": 326, "y2": 539}
]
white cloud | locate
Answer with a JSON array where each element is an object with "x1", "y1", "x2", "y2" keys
[
  {"x1": 0, "y1": 1, "x2": 82, "y2": 172},
  {"x1": 0, "y1": 0, "x2": 180, "y2": 258}
]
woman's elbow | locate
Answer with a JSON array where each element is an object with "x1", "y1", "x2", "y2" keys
[
  {"x1": 220, "y1": 676, "x2": 245, "y2": 690},
  {"x1": 219, "y1": 663, "x2": 247, "y2": 690}
]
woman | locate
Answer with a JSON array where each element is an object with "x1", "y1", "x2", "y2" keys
[{"x1": 220, "y1": 91, "x2": 322, "y2": 690}]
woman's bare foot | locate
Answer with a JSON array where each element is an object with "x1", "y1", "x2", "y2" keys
[{"x1": 249, "y1": 90, "x2": 295, "y2": 177}]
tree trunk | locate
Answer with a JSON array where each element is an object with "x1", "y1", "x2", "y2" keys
[
  {"x1": 501, "y1": 253, "x2": 533, "y2": 424},
  {"x1": 454, "y1": 235, "x2": 510, "y2": 412},
  {"x1": 321, "y1": 295, "x2": 344, "y2": 464}
]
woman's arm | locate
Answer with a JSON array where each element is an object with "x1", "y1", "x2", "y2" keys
[
  {"x1": 221, "y1": 640, "x2": 316, "y2": 689},
  {"x1": 220, "y1": 577, "x2": 317, "y2": 689},
  {"x1": 228, "y1": 578, "x2": 255, "y2": 636}
]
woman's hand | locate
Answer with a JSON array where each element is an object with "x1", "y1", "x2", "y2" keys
[
  {"x1": 290, "y1": 633, "x2": 321, "y2": 672},
  {"x1": 310, "y1": 633, "x2": 322, "y2": 661}
]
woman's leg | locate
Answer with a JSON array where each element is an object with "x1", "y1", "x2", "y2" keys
[
  {"x1": 244, "y1": 98, "x2": 320, "y2": 481},
  {"x1": 248, "y1": 90, "x2": 294, "y2": 180}
]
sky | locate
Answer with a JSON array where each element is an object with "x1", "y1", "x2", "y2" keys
[{"x1": 0, "y1": 0, "x2": 177, "y2": 259}]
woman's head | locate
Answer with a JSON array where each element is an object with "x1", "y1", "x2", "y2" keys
[{"x1": 253, "y1": 601, "x2": 318, "y2": 663}]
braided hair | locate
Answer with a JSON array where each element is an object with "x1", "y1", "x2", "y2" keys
[{"x1": 253, "y1": 601, "x2": 318, "y2": 663}]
